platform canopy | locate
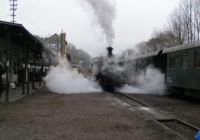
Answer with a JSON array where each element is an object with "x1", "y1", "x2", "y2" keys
[{"x1": 0, "y1": 20, "x2": 43, "y2": 55}]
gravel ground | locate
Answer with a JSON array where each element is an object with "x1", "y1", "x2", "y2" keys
[
  {"x1": 0, "y1": 88, "x2": 183, "y2": 140},
  {"x1": 129, "y1": 94, "x2": 200, "y2": 128}
]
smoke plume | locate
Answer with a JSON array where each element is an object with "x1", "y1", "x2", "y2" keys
[
  {"x1": 86, "y1": 0, "x2": 116, "y2": 45},
  {"x1": 44, "y1": 60, "x2": 101, "y2": 94}
]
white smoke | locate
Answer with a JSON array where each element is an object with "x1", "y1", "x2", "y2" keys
[
  {"x1": 44, "y1": 60, "x2": 101, "y2": 94},
  {"x1": 118, "y1": 66, "x2": 166, "y2": 95},
  {"x1": 85, "y1": 0, "x2": 116, "y2": 45}
]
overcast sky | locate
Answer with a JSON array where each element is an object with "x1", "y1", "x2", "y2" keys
[{"x1": 0, "y1": 0, "x2": 179, "y2": 57}]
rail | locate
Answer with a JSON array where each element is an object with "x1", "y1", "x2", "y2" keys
[{"x1": 113, "y1": 92, "x2": 200, "y2": 140}]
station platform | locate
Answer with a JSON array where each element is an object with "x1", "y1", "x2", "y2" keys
[
  {"x1": 0, "y1": 83, "x2": 43, "y2": 103},
  {"x1": 0, "y1": 89, "x2": 184, "y2": 140}
]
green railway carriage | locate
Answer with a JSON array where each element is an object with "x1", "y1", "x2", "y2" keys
[
  {"x1": 164, "y1": 42, "x2": 200, "y2": 91},
  {"x1": 117, "y1": 41, "x2": 200, "y2": 95}
]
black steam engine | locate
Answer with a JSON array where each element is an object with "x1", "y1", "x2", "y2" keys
[{"x1": 93, "y1": 47, "x2": 126, "y2": 92}]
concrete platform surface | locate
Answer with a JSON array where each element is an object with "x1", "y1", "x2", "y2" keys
[{"x1": 0, "y1": 89, "x2": 183, "y2": 140}]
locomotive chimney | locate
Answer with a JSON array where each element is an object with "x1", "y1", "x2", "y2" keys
[{"x1": 107, "y1": 46, "x2": 113, "y2": 57}]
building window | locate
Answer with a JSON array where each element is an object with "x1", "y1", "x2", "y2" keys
[
  {"x1": 48, "y1": 44, "x2": 58, "y2": 50},
  {"x1": 169, "y1": 53, "x2": 179, "y2": 68},
  {"x1": 180, "y1": 52, "x2": 188, "y2": 69},
  {"x1": 194, "y1": 49, "x2": 200, "y2": 67}
]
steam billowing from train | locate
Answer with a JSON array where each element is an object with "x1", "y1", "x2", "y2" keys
[
  {"x1": 44, "y1": 60, "x2": 102, "y2": 94},
  {"x1": 92, "y1": 47, "x2": 166, "y2": 94},
  {"x1": 85, "y1": 0, "x2": 116, "y2": 45}
]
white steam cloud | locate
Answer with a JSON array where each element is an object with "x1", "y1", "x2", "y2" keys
[
  {"x1": 44, "y1": 60, "x2": 101, "y2": 94},
  {"x1": 85, "y1": 0, "x2": 116, "y2": 45},
  {"x1": 118, "y1": 66, "x2": 166, "y2": 95}
]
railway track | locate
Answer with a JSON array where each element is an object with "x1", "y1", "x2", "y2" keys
[{"x1": 113, "y1": 92, "x2": 200, "y2": 140}]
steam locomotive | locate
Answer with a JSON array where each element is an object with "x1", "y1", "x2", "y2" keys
[{"x1": 92, "y1": 47, "x2": 126, "y2": 92}]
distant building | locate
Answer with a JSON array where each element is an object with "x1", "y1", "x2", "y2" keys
[
  {"x1": 43, "y1": 34, "x2": 92, "y2": 76},
  {"x1": 42, "y1": 46, "x2": 56, "y2": 66},
  {"x1": 44, "y1": 34, "x2": 60, "y2": 64}
]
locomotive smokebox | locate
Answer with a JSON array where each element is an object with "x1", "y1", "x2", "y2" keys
[
  {"x1": 93, "y1": 46, "x2": 126, "y2": 92},
  {"x1": 107, "y1": 46, "x2": 113, "y2": 57}
]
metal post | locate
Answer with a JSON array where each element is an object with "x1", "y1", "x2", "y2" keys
[
  {"x1": 5, "y1": 60, "x2": 9, "y2": 102},
  {"x1": 5, "y1": 30, "x2": 10, "y2": 102},
  {"x1": 26, "y1": 43, "x2": 30, "y2": 94},
  {"x1": 31, "y1": 63, "x2": 36, "y2": 90},
  {"x1": 24, "y1": 47, "x2": 28, "y2": 94},
  {"x1": 39, "y1": 65, "x2": 41, "y2": 87},
  {"x1": 22, "y1": 63, "x2": 25, "y2": 95},
  {"x1": 32, "y1": 51, "x2": 36, "y2": 90},
  {"x1": 27, "y1": 63, "x2": 30, "y2": 94},
  {"x1": 22, "y1": 42, "x2": 26, "y2": 95}
]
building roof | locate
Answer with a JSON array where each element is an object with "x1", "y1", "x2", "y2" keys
[
  {"x1": 44, "y1": 33, "x2": 60, "y2": 43},
  {"x1": 0, "y1": 20, "x2": 43, "y2": 52}
]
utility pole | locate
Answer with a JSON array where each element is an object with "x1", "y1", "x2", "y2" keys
[{"x1": 10, "y1": 0, "x2": 17, "y2": 23}]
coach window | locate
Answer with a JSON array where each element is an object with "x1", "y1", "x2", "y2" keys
[
  {"x1": 169, "y1": 54, "x2": 178, "y2": 68},
  {"x1": 181, "y1": 52, "x2": 188, "y2": 69},
  {"x1": 194, "y1": 49, "x2": 200, "y2": 67}
]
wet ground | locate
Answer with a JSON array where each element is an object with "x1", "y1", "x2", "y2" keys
[
  {"x1": 0, "y1": 88, "x2": 184, "y2": 140},
  {"x1": 130, "y1": 94, "x2": 200, "y2": 128}
]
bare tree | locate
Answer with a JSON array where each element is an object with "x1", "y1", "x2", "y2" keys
[
  {"x1": 168, "y1": 6, "x2": 185, "y2": 45},
  {"x1": 146, "y1": 29, "x2": 178, "y2": 52},
  {"x1": 127, "y1": 0, "x2": 200, "y2": 55},
  {"x1": 194, "y1": 0, "x2": 200, "y2": 41},
  {"x1": 166, "y1": 0, "x2": 200, "y2": 44}
]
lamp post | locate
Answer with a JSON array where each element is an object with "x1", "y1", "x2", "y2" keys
[{"x1": 10, "y1": 0, "x2": 18, "y2": 23}]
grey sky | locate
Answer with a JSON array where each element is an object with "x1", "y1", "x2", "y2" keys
[{"x1": 0, "y1": 0, "x2": 179, "y2": 57}]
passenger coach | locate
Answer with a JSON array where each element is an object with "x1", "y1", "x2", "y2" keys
[
  {"x1": 124, "y1": 41, "x2": 200, "y2": 95},
  {"x1": 164, "y1": 42, "x2": 200, "y2": 94}
]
